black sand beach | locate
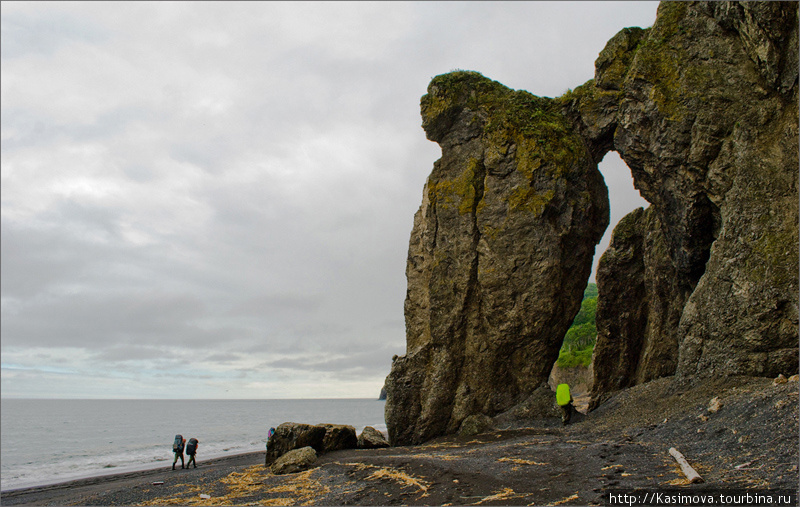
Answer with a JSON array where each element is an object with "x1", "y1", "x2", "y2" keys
[
  {"x1": 0, "y1": 452, "x2": 266, "y2": 506},
  {"x1": 2, "y1": 376, "x2": 796, "y2": 506}
]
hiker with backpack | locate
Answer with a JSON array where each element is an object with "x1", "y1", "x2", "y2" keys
[
  {"x1": 556, "y1": 383, "x2": 575, "y2": 426},
  {"x1": 172, "y1": 434, "x2": 186, "y2": 470},
  {"x1": 186, "y1": 438, "x2": 199, "y2": 468}
]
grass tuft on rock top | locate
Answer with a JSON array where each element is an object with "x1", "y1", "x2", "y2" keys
[{"x1": 422, "y1": 71, "x2": 584, "y2": 178}]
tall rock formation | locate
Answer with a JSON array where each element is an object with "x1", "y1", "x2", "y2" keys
[
  {"x1": 386, "y1": 1, "x2": 798, "y2": 443},
  {"x1": 583, "y1": 2, "x2": 798, "y2": 405},
  {"x1": 384, "y1": 72, "x2": 609, "y2": 445}
]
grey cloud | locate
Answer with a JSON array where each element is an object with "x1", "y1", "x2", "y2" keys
[
  {"x1": 1, "y1": 222, "x2": 86, "y2": 299},
  {"x1": 0, "y1": 108, "x2": 56, "y2": 152},
  {"x1": 167, "y1": 132, "x2": 242, "y2": 174},
  {"x1": 3, "y1": 207, "x2": 184, "y2": 300},
  {"x1": 1, "y1": 363, "x2": 78, "y2": 375},
  {"x1": 2, "y1": 291, "x2": 205, "y2": 348},
  {"x1": 92, "y1": 345, "x2": 172, "y2": 363},
  {"x1": 372, "y1": 319, "x2": 405, "y2": 331},
  {"x1": 203, "y1": 352, "x2": 242, "y2": 364},
  {"x1": 1, "y1": 2, "x2": 660, "y2": 398},
  {"x1": 227, "y1": 294, "x2": 324, "y2": 318},
  {"x1": 152, "y1": 371, "x2": 215, "y2": 380},
  {"x1": 120, "y1": 163, "x2": 159, "y2": 184},
  {"x1": 0, "y1": 8, "x2": 109, "y2": 59},
  {"x1": 260, "y1": 344, "x2": 399, "y2": 377}
]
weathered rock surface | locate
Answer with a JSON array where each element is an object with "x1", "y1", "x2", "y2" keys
[
  {"x1": 458, "y1": 414, "x2": 494, "y2": 437},
  {"x1": 588, "y1": 207, "x2": 684, "y2": 409},
  {"x1": 319, "y1": 424, "x2": 358, "y2": 452},
  {"x1": 265, "y1": 423, "x2": 326, "y2": 464},
  {"x1": 492, "y1": 384, "x2": 562, "y2": 429},
  {"x1": 269, "y1": 446, "x2": 317, "y2": 475},
  {"x1": 357, "y1": 426, "x2": 390, "y2": 449},
  {"x1": 581, "y1": 1, "x2": 798, "y2": 404},
  {"x1": 386, "y1": 1, "x2": 798, "y2": 443},
  {"x1": 266, "y1": 423, "x2": 360, "y2": 464},
  {"x1": 385, "y1": 71, "x2": 610, "y2": 445}
]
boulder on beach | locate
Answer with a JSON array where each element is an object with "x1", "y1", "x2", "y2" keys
[
  {"x1": 266, "y1": 422, "x2": 361, "y2": 464},
  {"x1": 266, "y1": 423, "x2": 326, "y2": 464},
  {"x1": 319, "y1": 423, "x2": 358, "y2": 452},
  {"x1": 270, "y1": 446, "x2": 317, "y2": 475},
  {"x1": 357, "y1": 426, "x2": 390, "y2": 449}
]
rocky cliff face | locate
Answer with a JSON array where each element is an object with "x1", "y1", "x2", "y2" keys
[
  {"x1": 386, "y1": 1, "x2": 798, "y2": 444},
  {"x1": 585, "y1": 1, "x2": 798, "y2": 404},
  {"x1": 384, "y1": 72, "x2": 609, "y2": 445},
  {"x1": 588, "y1": 207, "x2": 685, "y2": 409}
]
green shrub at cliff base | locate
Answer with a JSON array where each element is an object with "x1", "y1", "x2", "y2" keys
[
  {"x1": 557, "y1": 323, "x2": 596, "y2": 368},
  {"x1": 571, "y1": 298, "x2": 597, "y2": 327},
  {"x1": 564, "y1": 322, "x2": 596, "y2": 350},
  {"x1": 557, "y1": 346, "x2": 594, "y2": 369},
  {"x1": 556, "y1": 284, "x2": 597, "y2": 368}
]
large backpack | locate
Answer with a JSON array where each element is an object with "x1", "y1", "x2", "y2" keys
[
  {"x1": 173, "y1": 434, "x2": 184, "y2": 452},
  {"x1": 556, "y1": 384, "x2": 571, "y2": 406},
  {"x1": 186, "y1": 438, "x2": 198, "y2": 455}
]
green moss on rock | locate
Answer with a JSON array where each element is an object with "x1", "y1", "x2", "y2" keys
[
  {"x1": 422, "y1": 71, "x2": 585, "y2": 187},
  {"x1": 624, "y1": 2, "x2": 719, "y2": 122},
  {"x1": 595, "y1": 27, "x2": 650, "y2": 90},
  {"x1": 427, "y1": 157, "x2": 483, "y2": 215},
  {"x1": 507, "y1": 186, "x2": 555, "y2": 215}
]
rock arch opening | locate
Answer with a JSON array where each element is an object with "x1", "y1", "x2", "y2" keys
[
  {"x1": 548, "y1": 151, "x2": 648, "y2": 412},
  {"x1": 591, "y1": 152, "x2": 650, "y2": 283}
]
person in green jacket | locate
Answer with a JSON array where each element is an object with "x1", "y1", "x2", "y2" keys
[{"x1": 556, "y1": 383, "x2": 575, "y2": 425}]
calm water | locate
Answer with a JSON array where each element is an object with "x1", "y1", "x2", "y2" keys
[{"x1": 0, "y1": 398, "x2": 386, "y2": 491}]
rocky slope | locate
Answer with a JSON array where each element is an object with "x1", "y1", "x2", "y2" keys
[{"x1": 385, "y1": 1, "x2": 798, "y2": 444}]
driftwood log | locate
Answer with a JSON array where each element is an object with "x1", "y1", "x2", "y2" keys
[{"x1": 669, "y1": 447, "x2": 704, "y2": 483}]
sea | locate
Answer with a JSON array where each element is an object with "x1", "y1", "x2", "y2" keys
[{"x1": 0, "y1": 398, "x2": 387, "y2": 491}]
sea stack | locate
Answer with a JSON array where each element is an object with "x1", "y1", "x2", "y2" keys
[{"x1": 384, "y1": 71, "x2": 609, "y2": 446}]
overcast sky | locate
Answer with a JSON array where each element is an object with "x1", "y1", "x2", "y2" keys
[{"x1": 1, "y1": 1, "x2": 655, "y2": 399}]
